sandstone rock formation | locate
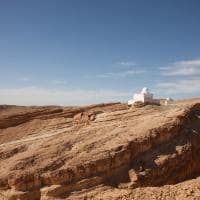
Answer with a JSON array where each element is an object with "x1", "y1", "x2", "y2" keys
[{"x1": 0, "y1": 99, "x2": 199, "y2": 199}]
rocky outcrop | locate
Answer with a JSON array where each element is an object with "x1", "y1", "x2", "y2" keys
[{"x1": 0, "y1": 99, "x2": 199, "y2": 199}]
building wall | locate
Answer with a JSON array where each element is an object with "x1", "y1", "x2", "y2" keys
[{"x1": 128, "y1": 90, "x2": 160, "y2": 105}]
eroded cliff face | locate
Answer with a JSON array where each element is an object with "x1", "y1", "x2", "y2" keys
[{"x1": 0, "y1": 99, "x2": 199, "y2": 200}]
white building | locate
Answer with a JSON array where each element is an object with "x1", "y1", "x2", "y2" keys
[
  {"x1": 128, "y1": 87, "x2": 159, "y2": 106},
  {"x1": 164, "y1": 97, "x2": 173, "y2": 105}
]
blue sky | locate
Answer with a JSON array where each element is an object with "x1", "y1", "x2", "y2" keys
[{"x1": 0, "y1": 0, "x2": 200, "y2": 105}]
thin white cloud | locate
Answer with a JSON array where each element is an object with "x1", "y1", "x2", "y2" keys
[
  {"x1": 95, "y1": 69, "x2": 146, "y2": 78},
  {"x1": 85, "y1": 61, "x2": 145, "y2": 79},
  {"x1": 51, "y1": 80, "x2": 67, "y2": 85},
  {"x1": 116, "y1": 61, "x2": 135, "y2": 67},
  {"x1": 156, "y1": 79, "x2": 200, "y2": 94},
  {"x1": 160, "y1": 59, "x2": 200, "y2": 76},
  {"x1": 0, "y1": 87, "x2": 130, "y2": 106},
  {"x1": 18, "y1": 77, "x2": 31, "y2": 81}
]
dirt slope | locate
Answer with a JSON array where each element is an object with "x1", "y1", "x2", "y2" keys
[{"x1": 0, "y1": 99, "x2": 199, "y2": 200}]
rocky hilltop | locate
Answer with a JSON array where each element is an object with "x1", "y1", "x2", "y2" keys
[{"x1": 0, "y1": 99, "x2": 199, "y2": 200}]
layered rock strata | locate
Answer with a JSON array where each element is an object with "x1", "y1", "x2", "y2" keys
[{"x1": 0, "y1": 99, "x2": 199, "y2": 199}]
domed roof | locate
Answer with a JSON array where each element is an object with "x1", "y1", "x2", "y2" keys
[{"x1": 141, "y1": 87, "x2": 149, "y2": 94}]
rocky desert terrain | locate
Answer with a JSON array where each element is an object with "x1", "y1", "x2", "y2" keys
[{"x1": 0, "y1": 99, "x2": 199, "y2": 200}]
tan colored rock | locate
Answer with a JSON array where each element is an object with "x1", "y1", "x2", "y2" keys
[{"x1": 0, "y1": 99, "x2": 199, "y2": 199}]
